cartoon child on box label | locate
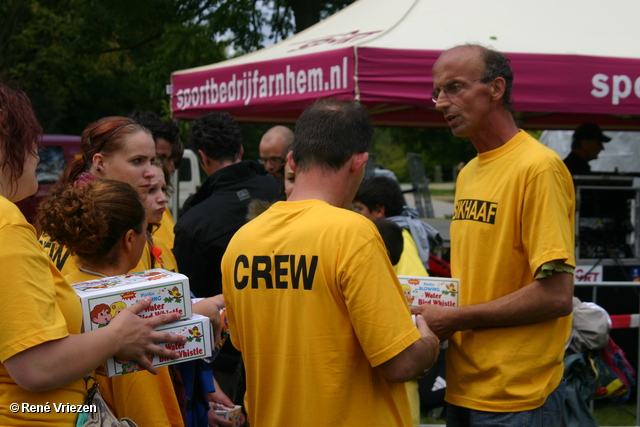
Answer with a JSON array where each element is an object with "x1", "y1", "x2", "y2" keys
[
  {"x1": 401, "y1": 284, "x2": 415, "y2": 306},
  {"x1": 91, "y1": 304, "x2": 112, "y2": 328},
  {"x1": 110, "y1": 301, "x2": 127, "y2": 318}
]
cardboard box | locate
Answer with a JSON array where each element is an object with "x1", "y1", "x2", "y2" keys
[
  {"x1": 215, "y1": 405, "x2": 242, "y2": 426},
  {"x1": 100, "y1": 314, "x2": 213, "y2": 377},
  {"x1": 71, "y1": 269, "x2": 191, "y2": 332},
  {"x1": 397, "y1": 276, "x2": 459, "y2": 308}
]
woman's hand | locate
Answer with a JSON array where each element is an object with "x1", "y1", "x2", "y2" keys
[
  {"x1": 3, "y1": 296, "x2": 187, "y2": 390},
  {"x1": 108, "y1": 296, "x2": 187, "y2": 374}
]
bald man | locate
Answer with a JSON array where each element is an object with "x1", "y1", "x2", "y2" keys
[{"x1": 258, "y1": 125, "x2": 294, "y2": 177}]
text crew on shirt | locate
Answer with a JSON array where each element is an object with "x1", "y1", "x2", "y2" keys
[{"x1": 233, "y1": 254, "x2": 319, "y2": 290}]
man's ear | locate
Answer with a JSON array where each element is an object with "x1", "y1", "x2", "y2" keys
[
  {"x1": 490, "y1": 77, "x2": 506, "y2": 102},
  {"x1": 197, "y1": 149, "x2": 210, "y2": 170},
  {"x1": 287, "y1": 150, "x2": 296, "y2": 173},
  {"x1": 350, "y1": 152, "x2": 369, "y2": 176}
]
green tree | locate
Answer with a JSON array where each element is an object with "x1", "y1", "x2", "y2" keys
[
  {"x1": 1, "y1": 0, "x2": 355, "y2": 141},
  {"x1": 371, "y1": 127, "x2": 478, "y2": 182},
  {"x1": 1, "y1": 0, "x2": 227, "y2": 133},
  {"x1": 207, "y1": 0, "x2": 355, "y2": 54}
]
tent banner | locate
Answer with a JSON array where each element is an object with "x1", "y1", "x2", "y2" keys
[
  {"x1": 171, "y1": 47, "x2": 640, "y2": 121},
  {"x1": 356, "y1": 48, "x2": 640, "y2": 116},
  {"x1": 171, "y1": 48, "x2": 355, "y2": 118},
  {"x1": 508, "y1": 52, "x2": 640, "y2": 115}
]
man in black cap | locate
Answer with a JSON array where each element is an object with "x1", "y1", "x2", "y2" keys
[{"x1": 563, "y1": 123, "x2": 612, "y2": 175}]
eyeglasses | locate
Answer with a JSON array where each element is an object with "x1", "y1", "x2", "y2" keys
[
  {"x1": 430, "y1": 78, "x2": 485, "y2": 104},
  {"x1": 258, "y1": 157, "x2": 285, "y2": 166}
]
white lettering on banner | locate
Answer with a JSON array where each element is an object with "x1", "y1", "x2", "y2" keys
[
  {"x1": 176, "y1": 57, "x2": 349, "y2": 110},
  {"x1": 575, "y1": 265, "x2": 603, "y2": 282},
  {"x1": 591, "y1": 73, "x2": 640, "y2": 105}
]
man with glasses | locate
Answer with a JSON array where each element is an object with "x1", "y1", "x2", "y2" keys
[
  {"x1": 563, "y1": 122, "x2": 611, "y2": 175},
  {"x1": 412, "y1": 44, "x2": 575, "y2": 426},
  {"x1": 258, "y1": 125, "x2": 294, "y2": 177}
]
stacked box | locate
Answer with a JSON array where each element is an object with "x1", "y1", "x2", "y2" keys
[
  {"x1": 100, "y1": 314, "x2": 214, "y2": 377},
  {"x1": 397, "y1": 275, "x2": 459, "y2": 308},
  {"x1": 71, "y1": 269, "x2": 214, "y2": 377},
  {"x1": 71, "y1": 269, "x2": 192, "y2": 332}
]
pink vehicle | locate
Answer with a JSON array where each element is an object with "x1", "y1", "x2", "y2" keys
[{"x1": 16, "y1": 134, "x2": 82, "y2": 224}]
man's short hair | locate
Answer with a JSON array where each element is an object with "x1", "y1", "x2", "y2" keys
[
  {"x1": 354, "y1": 176, "x2": 405, "y2": 218},
  {"x1": 476, "y1": 45, "x2": 514, "y2": 112},
  {"x1": 190, "y1": 112, "x2": 242, "y2": 162},
  {"x1": 292, "y1": 99, "x2": 372, "y2": 172},
  {"x1": 130, "y1": 110, "x2": 180, "y2": 146},
  {"x1": 373, "y1": 219, "x2": 404, "y2": 266}
]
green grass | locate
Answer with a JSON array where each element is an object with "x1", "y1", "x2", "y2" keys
[
  {"x1": 419, "y1": 401, "x2": 638, "y2": 426},
  {"x1": 429, "y1": 188, "x2": 455, "y2": 197},
  {"x1": 593, "y1": 400, "x2": 637, "y2": 426}
]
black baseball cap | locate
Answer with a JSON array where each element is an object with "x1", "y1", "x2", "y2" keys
[{"x1": 573, "y1": 123, "x2": 612, "y2": 143}]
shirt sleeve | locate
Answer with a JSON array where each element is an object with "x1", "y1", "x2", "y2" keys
[
  {"x1": 0, "y1": 223, "x2": 71, "y2": 362},
  {"x1": 522, "y1": 166, "x2": 576, "y2": 275},
  {"x1": 340, "y1": 233, "x2": 421, "y2": 367}
]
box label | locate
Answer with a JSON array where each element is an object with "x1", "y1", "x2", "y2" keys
[
  {"x1": 397, "y1": 276, "x2": 459, "y2": 308},
  {"x1": 103, "y1": 315, "x2": 212, "y2": 377},
  {"x1": 72, "y1": 269, "x2": 192, "y2": 332}
]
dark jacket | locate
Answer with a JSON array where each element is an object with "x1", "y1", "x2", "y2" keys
[
  {"x1": 174, "y1": 160, "x2": 280, "y2": 298},
  {"x1": 563, "y1": 151, "x2": 591, "y2": 175}
]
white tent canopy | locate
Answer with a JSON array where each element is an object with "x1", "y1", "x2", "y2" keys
[{"x1": 171, "y1": 0, "x2": 640, "y2": 129}]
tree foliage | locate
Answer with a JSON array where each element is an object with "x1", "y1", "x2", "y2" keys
[
  {"x1": 372, "y1": 127, "x2": 478, "y2": 182},
  {"x1": 0, "y1": 0, "x2": 354, "y2": 138}
]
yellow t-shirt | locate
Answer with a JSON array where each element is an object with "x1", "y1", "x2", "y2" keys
[
  {"x1": 0, "y1": 196, "x2": 85, "y2": 426},
  {"x1": 392, "y1": 229, "x2": 427, "y2": 427},
  {"x1": 151, "y1": 232, "x2": 178, "y2": 273},
  {"x1": 65, "y1": 269, "x2": 184, "y2": 427},
  {"x1": 222, "y1": 199, "x2": 420, "y2": 427},
  {"x1": 153, "y1": 209, "x2": 176, "y2": 251},
  {"x1": 42, "y1": 225, "x2": 174, "y2": 278},
  {"x1": 448, "y1": 130, "x2": 575, "y2": 412},
  {"x1": 38, "y1": 233, "x2": 77, "y2": 276},
  {"x1": 131, "y1": 232, "x2": 177, "y2": 273},
  {"x1": 394, "y1": 229, "x2": 429, "y2": 277},
  {"x1": 41, "y1": 233, "x2": 154, "y2": 276}
]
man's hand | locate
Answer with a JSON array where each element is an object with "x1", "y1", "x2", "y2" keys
[
  {"x1": 411, "y1": 304, "x2": 458, "y2": 342},
  {"x1": 207, "y1": 381, "x2": 246, "y2": 426}
]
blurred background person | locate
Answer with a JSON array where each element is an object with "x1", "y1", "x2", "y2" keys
[
  {"x1": 258, "y1": 125, "x2": 293, "y2": 178},
  {"x1": 563, "y1": 123, "x2": 611, "y2": 175},
  {"x1": 175, "y1": 113, "x2": 280, "y2": 412}
]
